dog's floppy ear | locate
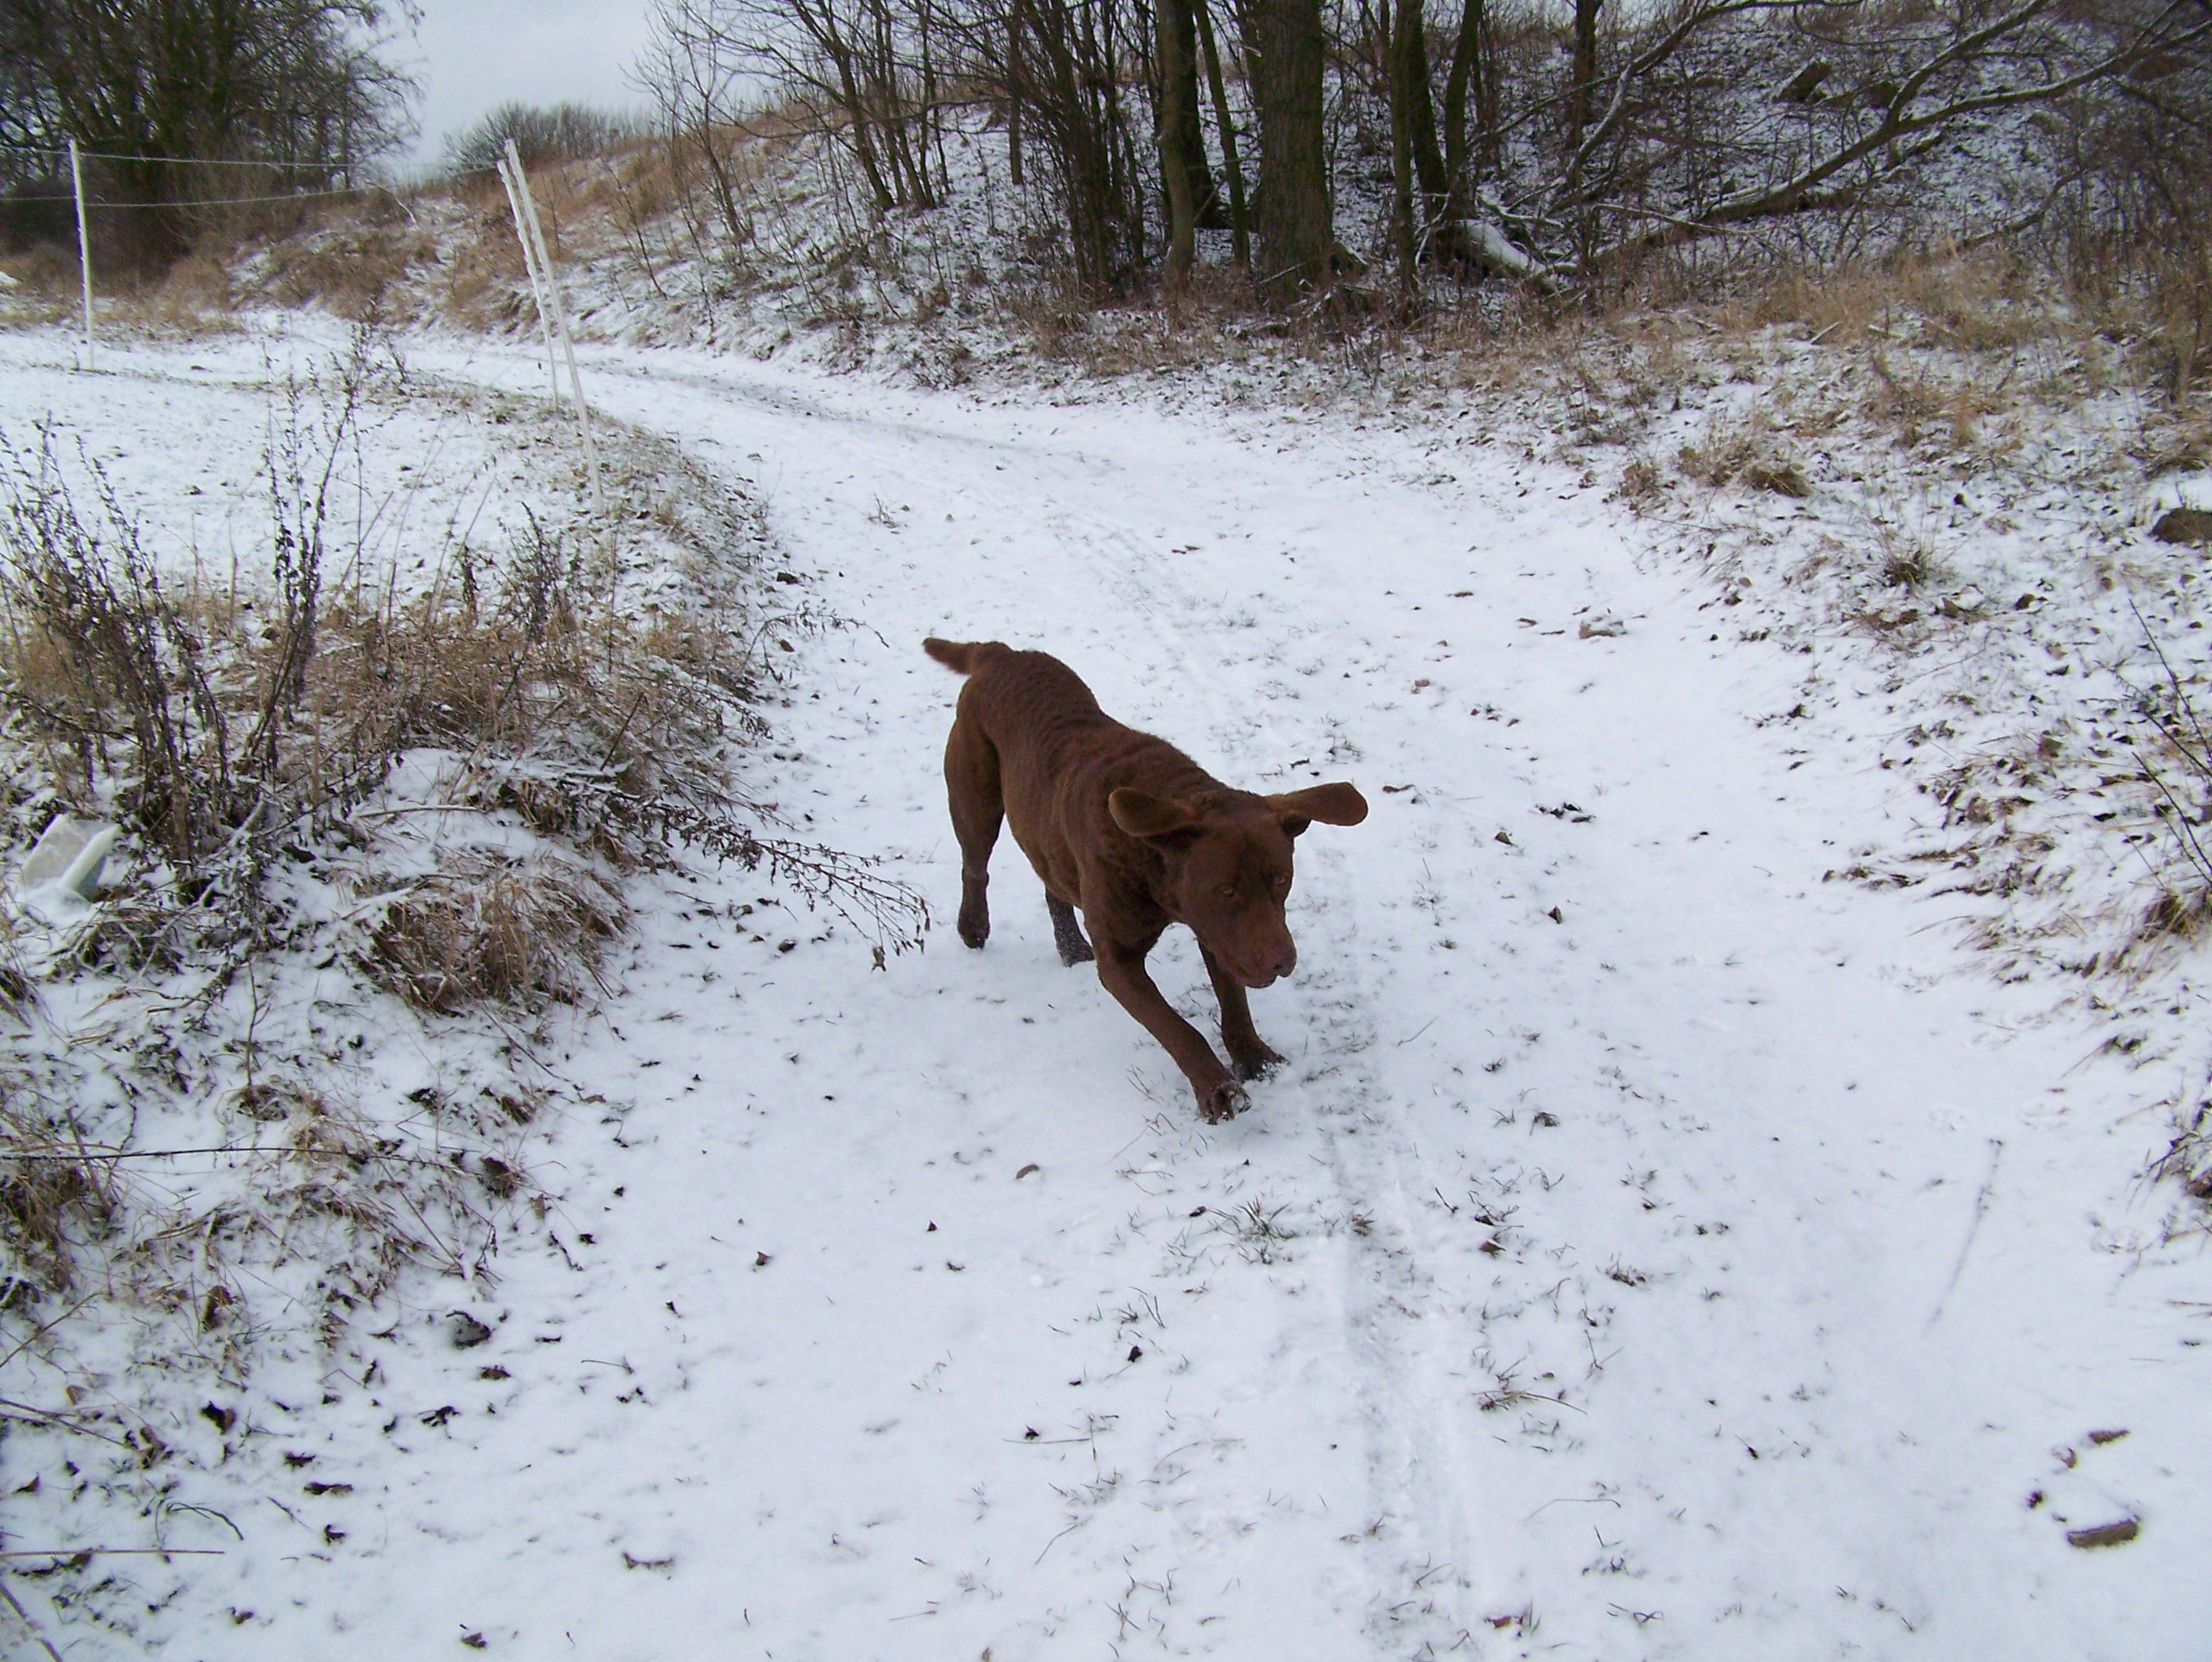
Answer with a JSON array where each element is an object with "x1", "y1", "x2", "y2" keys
[
  {"x1": 1109, "y1": 788, "x2": 1201, "y2": 840},
  {"x1": 1265, "y1": 782, "x2": 1369, "y2": 837}
]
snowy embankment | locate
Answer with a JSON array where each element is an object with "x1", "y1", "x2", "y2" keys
[{"x1": 3, "y1": 323, "x2": 2207, "y2": 1659}]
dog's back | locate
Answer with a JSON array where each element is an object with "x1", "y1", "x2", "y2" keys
[
  {"x1": 927, "y1": 637, "x2": 1227, "y2": 808},
  {"x1": 922, "y1": 637, "x2": 1157, "y2": 793},
  {"x1": 923, "y1": 637, "x2": 1104, "y2": 725}
]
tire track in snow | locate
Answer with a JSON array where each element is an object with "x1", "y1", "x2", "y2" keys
[
  {"x1": 426, "y1": 342, "x2": 1700, "y2": 1653},
  {"x1": 1011, "y1": 480, "x2": 1493, "y2": 1650},
  {"x1": 619, "y1": 358, "x2": 1502, "y2": 1647},
  {"x1": 593, "y1": 355, "x2": 1488, "y2": 1650}
]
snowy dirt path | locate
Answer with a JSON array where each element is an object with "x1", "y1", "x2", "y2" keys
[{"x1": 8, "y1": 331, "x2": 2203, "y2": 1660}]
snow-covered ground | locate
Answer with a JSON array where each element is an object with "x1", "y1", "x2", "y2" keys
[{"x1": 3, "y1": 323, "x2": 2206, "y2": 1659}]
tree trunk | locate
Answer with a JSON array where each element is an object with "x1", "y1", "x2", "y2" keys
[
  {"x1": 1157, "y1": 0, "x2": 1198, "y2": 288},
  {"x1": 825, "y1": 40, "x2": 896, "y2": 211},
  {"x1": 1386, "y1": 0, "x2": 1416, "y2": 284},
  {"x1": 1008, "y1": 0, "x2": 1026, "y2": 185},
  {"x1": 1196, "y1": 0, "x2": 1250, "y2": 267},
  {"x1": 1104, "y1": 0, "x2": 1145, "y2": 272},
  {"x1": 919, "y1": 0, "x2": 947, "y2": 203},
  {"x1": 1026, "y1": 0, "x2": 1118, "y2": 287},
  {"x1": 1402, "y1": 0, "x2": 1448, "y2": 225},
  {"x1": 1441, "y1": 0, "x2": 1485, "y2": 216},
  {"x1": 1240, "y1": 0, "x2": 1333, "y2": 295},
  {"x1": 1568, "y1": 0, "x2": 1600, "y2": 147},
  {"x1": 1163, "y1": 0, "x2": 1221, "y2": 226},
  {"x1": 1384, "y1": 0, "x2": 1449, "y2": 276}
]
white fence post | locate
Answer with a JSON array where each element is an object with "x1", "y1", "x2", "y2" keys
[
  {"x1": 69, "y1": 138, "x2": 94, "y2": 369},
  {"x1": 504, "y1": 139, "x2": 605, "y2": 532},
  {"x1": 496, "y1": 150, "x2": 562, "y2": 405}
]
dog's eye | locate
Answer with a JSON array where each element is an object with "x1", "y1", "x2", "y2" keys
[
  {"x1": 1273, "y1": 875, "x2": 1290, "y2": 893},
  {"x1": 1215, "y1": 884, "x2": 1238, "y2": 901}
]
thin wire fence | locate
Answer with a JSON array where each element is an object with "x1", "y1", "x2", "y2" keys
[
  {"x1": 2, "y1": 142, "x2": 410, "y2": 169},
  {"x1": 78, "y1": 187, "x2": 401, "y2": 209},
  {"x1": 3, "y1": 137, "x2": 603, "y2": 538},
  {"x1": 0, "y1": 141, "x2": 450, "y2": 206}
]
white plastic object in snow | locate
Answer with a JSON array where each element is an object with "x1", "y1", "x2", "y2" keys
[{"x1": 16, "y1": 815, "x2": 120, "y2": 904}]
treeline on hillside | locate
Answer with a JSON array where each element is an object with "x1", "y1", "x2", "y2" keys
[
  {"x1": 637, "y1": 0, "x2": 2212, "y2": 301},
  {"x1": 0, "y1": 0, "x2": 412, "y2": 267},
  {"x1": 442, "y1": 102, "x2": 644, "y2": 177}
]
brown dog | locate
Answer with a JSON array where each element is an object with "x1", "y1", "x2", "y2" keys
[{"x1": 924, "y1": 638, "x2": 1367, "y2": 1122}]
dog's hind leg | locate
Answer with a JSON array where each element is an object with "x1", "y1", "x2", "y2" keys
[
  {"x1": 944, "y1": 712, "x2": 1003, "y2": 950},
  {"x1": 1047, "y1": 895, "x2": 1095, "y2": 966}
]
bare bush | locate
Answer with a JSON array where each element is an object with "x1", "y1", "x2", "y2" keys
[
  {"x1": 0, "y1": 425, "x2": 234, "y2": 868},
  {"x1": 4, "y1": 440, "x2": 922, "y2": 958},
  {"x1": 0, "y1": 344, "x2": 929, "y2": 1552},
  {"x1": 369, "y1": 854, "x2": 626, "y2": 1012},
  {"x1": 443, "y1": 102, "x2": 641, "y2": 177}
]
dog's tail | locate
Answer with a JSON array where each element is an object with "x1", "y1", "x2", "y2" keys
[{"x1": 922, "y1": 637, "x2": 1011, "y2": 676}]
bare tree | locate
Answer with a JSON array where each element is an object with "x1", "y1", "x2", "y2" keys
[
  {"x1": 635, "y1": 2, "x2": 770, "y2": 252},
  {"x1": 623, "y1": 0, "x2": 2211, "y2": 309},
  {"x1": 1354, "y1": 0, "x2": 2212, "y2": 284},
  {"x1": 1196, "y1": 0, "x2": 1250, "y2": 265},
  {"x1": 1243, "y1": 0, "x2": 1334, "y2": 291},
  {"x1": 1158, "y1": 0, "x2": 1201, "y2": 287},
  {"x1": 0, "y1": 0, "x2": 415, "y2": 266}
]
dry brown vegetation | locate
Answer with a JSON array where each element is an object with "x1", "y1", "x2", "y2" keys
[
  {"x1": 0, "y1": 356, "x2": 860, "y2": 923},
  {"x1": 0, "y1": 338, "x2": 926, "y2": 1469},
  {"x1": 251, "y1": 216, "x2": 437, "y2": 320},
  {"x1": 369, "y1": 855, "x2": 627, "y2": 1013}
]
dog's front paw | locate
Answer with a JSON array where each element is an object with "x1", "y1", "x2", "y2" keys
[
  {"x1": 1228, "y1": 1041, "x2": 1286, "y2": 1082},
  {"x1": 1198, "y1": 1080, "x2": 1250, "y2": 1123}
]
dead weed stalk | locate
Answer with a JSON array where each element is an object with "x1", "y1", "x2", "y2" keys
[{"x1": 2118, "y1": 608, "x2": 2212, "y2": 946}]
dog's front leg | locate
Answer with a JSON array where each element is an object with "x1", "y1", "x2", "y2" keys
[
  {"x1": 1094, "y1": 943, "x2": 1247, "y2": 1122},
  {"x1": 1201, "y1": 946, "x2": 1286, "y2": 1082}
]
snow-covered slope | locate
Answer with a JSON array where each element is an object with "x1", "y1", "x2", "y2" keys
[{"x1": 2, "y1": 324, "x2": 2204, "y2": 1658}]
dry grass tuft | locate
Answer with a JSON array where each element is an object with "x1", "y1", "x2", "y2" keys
[
  {"x1": 370, "y1": 856, "x2": 626, "y2": 1013},
  {"x1": 248, "y1": 217, "x2": 436, "y2": 319},
  {"x1": 2151, "y1": 1098, "x2": 2212, "y2": 1206},
  {"x1": 1615, "y1": 455, "x2": 1665, "y2": 509},
  {"x1": 1678, "y1": 408, "x2": 1810, "y2": 497},
  {"x1": 1878, "y1": 533, "x2": 1941, "y2": 590},
  {"x1": 0, "y1": 1120, "x2": 116, "y2": 1296},
  {"x1": 2139, "y1": 883, "x2": 2212, "y2": 943}
]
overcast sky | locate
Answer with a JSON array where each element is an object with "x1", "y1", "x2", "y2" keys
[{"x1": 399, "y1": 1, "x2": 662, "y2": 162}]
